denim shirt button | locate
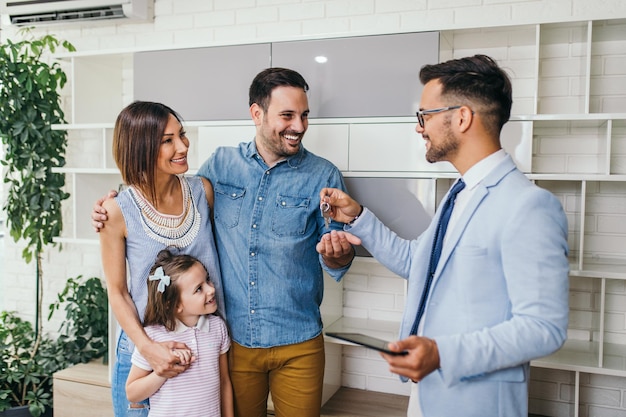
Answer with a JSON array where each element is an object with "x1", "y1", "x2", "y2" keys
[
  {"x1": 251, "y1": 252, "x2": 255, "y2": 257},
  {"x1": 251, "y1": 310, "x2": 255, "y2": 314}
]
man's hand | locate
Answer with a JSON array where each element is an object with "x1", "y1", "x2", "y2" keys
[
  {"x1": 317, "y1": 230, "x2": 362, "y2": 268},
  {"x1": 380, "y1": 336, "x2": 440, "y2": 383},
  {"x1": 92, "y1": 190, "x2": 118, "y2": 232},
  {"x1": 319, "y1": 187, "x2": 363, "y2": 224},
  {"x1": 143, "y1": 340, "x2": 195, "y2": 378}
]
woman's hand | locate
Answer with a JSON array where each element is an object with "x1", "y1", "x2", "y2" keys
[{"x1": 142, "y1": 340, "x2": 194, "y2": 378}]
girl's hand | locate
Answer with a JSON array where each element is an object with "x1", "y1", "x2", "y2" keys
[
  {"x1": 143, "y1": 340, "x2": 192, "y2": 378},
  {"x1": 172, "y1": 348, "x2": 195, "y2": 366}
]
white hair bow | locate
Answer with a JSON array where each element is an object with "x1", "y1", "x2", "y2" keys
[{"x1": 149, "y1": 266, "x2": 171, "y2": 293}]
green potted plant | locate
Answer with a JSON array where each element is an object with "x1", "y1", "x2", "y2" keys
[
  {"x1": 0, "y1": 276, "x2": 108, "y2": 417},
  {"x1": 0, "y1": 28, "x2": 75, "y2": 335},
  {"x1": 48, "y1": 276, "x2": 109, "y2": 365},
  {"x1": 0, "y1": 311, "x2": 61, "y2": 417},
  {"x1": 0, "y1": 28, "x2": 78, "y2": 417}
]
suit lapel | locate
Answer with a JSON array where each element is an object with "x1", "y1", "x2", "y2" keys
[{"x1": 433, "y1": 155, "x2": 517, "y2": 277}]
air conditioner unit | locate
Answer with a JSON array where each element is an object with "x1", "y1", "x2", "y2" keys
[{"x1": 0, "y1": 0, "x2": 153, "y2": 26}]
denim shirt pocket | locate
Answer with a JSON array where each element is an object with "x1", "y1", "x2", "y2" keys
[
  {"x1": 214, "y1": 182, "x2": 246, "y2": 228},
  {"x1": 271, "y1": 195, "x2": 310, "y2": 236}
]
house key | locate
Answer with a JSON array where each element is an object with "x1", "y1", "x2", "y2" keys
[{"x1": 320, "y1": 201, "x2": 331, "y2": 230}]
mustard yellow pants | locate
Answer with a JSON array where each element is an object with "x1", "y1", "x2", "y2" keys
[{"x1": 229, "y1": 334, "x2": 325, "y2": 417}]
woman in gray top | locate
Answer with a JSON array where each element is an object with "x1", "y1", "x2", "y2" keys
[{"x1": 98, "y1": 101, "x2": 225, "y2": 417}]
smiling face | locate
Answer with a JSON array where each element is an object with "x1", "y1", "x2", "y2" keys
[
  {"x1": 156, "y1": 113, "x2": 190, "y2": 176},
  {"x1": 416, "y1": 80, "x2": 460, "y2": 164},
  {"x1": 175, "y1": 262, "x2": 217, "y2": 327},
  {"x1": 251, "y1": 85, "x2": 309, "y2": 167}
]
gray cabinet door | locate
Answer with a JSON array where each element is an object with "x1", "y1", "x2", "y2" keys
[
  {"x1": 272, "y1": 32, "x2": 440, "y2": 118},
  {"x1": 134, "y1": 43, "x2": 271, "y2": 121}
]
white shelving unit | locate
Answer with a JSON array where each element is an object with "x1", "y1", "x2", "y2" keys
[{"x1": 53, "y1": 17, "x2": 626, "y2": 413}]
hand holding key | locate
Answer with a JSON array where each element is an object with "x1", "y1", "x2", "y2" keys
[
  {"x1": 319, "y1": 188, "x2": 363, "y2": 225},
  {"x1": 316, "y1": 188, "x2": 364, "y2": 267}
]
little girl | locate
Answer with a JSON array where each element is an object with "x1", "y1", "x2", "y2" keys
[{"x1": 126, "y1": 249, "x2": 233, "y2": 417}]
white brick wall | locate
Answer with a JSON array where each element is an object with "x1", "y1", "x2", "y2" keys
[
  {"x1": 2, "y1": 1, "x2": 626, "y2": 414},
  {"x1": 339, "y1": 258, "x2": 411, "y2": 396},
  {"x1": 531, "y1": 369, "x2": 626, "y2": 417},
  {"x1": 0, "y1": 240, "x2": 104, "y2": 336}
]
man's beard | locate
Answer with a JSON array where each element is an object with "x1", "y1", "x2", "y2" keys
[{"x1": 426, "y1": 124, "x2": 457, "y2": 163}]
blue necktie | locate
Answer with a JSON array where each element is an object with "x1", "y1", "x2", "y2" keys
[{"x1": 410, "y1": 179, "x2": 466, "y2": 335}]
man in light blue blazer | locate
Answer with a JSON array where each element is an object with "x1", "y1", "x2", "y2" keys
[{"x1": 317, "y1": 55, "x2": 569, "y2": 417}]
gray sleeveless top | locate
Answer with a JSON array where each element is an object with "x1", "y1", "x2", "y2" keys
[{"x1": 115, "y1": 175, "x2": 224, "y2": 339}]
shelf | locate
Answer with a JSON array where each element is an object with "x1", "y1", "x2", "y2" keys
[
  {"x1": 532, "y1": 340, "x2": 626, "y2": 377},
  {"x1": 53, "y1": 168, "x2": 199, "y2": 176},
  {"x1": 53, "y1": 237, "x2": 99, "y2": 245},
  {"x1": 52, "y1": 165, "x2": 626, "y2": 182},
  {"x1": 53, "y1": 168, "x2": 120, "y2": 175},
  {"x1": 530, "y1": 174, "x2": 626, "y2": 182},
  {"x1": 515, "y1": 113, "x2": 626, "y2": 121},
  {"x1": 50, "y1": 113, "x2": 626, "y2": 130},
  {"x1": 341, "y1": 171, "x2": 457, "y2": 179},
  {"x1": 52, "y1": 123, "x2": 114, "y2": 130},
  {"x1": 569, "y1": 259, "x2": 626, "y2": 279},
  {"x1": 325, "y1": 318, "x2": 626, "y2": 378}
]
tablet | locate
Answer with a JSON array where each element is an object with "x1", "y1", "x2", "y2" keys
[{"x1": 325, "y1": 332, "x2": 408, "y2": 356}]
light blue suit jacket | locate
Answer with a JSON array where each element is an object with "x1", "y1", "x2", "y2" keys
[{"x1": 347, "y1": 155, "x2": 569, "y2": 417}]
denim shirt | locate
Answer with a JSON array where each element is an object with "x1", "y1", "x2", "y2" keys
[{"x1": 197, "y1": 140, "x2": 351, "y2": 347}]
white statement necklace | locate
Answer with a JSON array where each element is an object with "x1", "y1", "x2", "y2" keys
[{"x1": 128, "y1": 175, "x2": 201, "y2": 247}]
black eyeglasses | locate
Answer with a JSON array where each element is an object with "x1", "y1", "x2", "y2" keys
[{"x1": 416, "y1": 106, "x2": 462, "y2": 128}]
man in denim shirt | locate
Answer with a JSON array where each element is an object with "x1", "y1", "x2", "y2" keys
[{"x1": 196, "y1": 68, "x2": 356, "y2": 417}]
